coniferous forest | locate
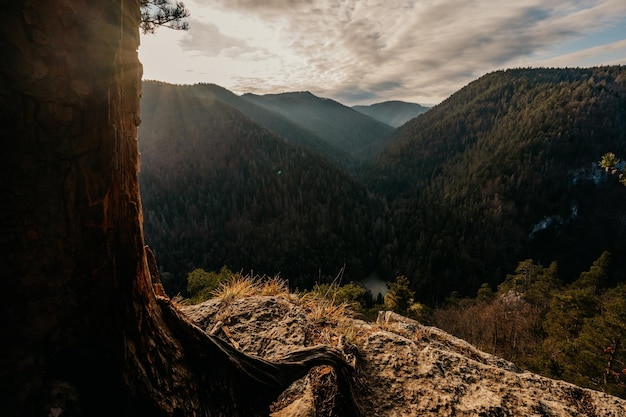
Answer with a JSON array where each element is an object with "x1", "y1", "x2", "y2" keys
[
  {"x1": 140, "y1": 66, "x2": 626, "y2": 301},
  {"x1": 139, "y1": 66, "x2": 626, "y2": 396},
  {"x1": 365, "y1": 66, "x2": 626, "y2": 303},
  {"x1": 139, "y1": 82, "x2": 388, "y2": 294}
]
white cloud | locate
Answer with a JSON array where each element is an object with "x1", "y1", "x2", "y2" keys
[
  {"x1": 140, "y1": 0, "x2": 626, "y2": 105},
  {"x1": 535, "y1": 39, "x2": 626, "y2": 67},
  {"x1": 178, "y1": 18, "x2": 253, "y2": 57}
]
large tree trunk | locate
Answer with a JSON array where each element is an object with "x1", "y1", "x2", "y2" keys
[{"x1": 0, "y1": 1, "x2": 357, "y2": 416}]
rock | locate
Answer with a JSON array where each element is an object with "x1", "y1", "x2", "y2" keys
[
  {"x1": 182, "y1": 297, "x2": 626, "y2": 416},
  {"x1": 182, "y1": 295, "x2": 308, "y2": 359}
]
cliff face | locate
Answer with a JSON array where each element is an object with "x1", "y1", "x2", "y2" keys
[{"x1": 183, "y1": 296, "x2": 626, "y2": 416}]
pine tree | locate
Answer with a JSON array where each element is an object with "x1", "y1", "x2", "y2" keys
[
  {"x1": 567, "y1": 284, "x2": 626, "y2": 397},
  {"x1": 541, "y1": 253, "x2": 610, "y2": 379},
  {"x1": 140, "y1": 0, "x2": 190, "y2": 34}
]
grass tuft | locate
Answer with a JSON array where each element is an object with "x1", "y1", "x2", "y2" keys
[
  {"x1": 211, "y1": 273, "x2": 259, "y2": 302},
  {"x1": 258, "y1": 275, "x2": 290, "y2": 297}
]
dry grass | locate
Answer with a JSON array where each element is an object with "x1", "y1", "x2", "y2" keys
[
  {"x1": 211, "y1": 273, "x2": 259, "y2": 301},
  {"x1": 210, "y1": 272, "x2": 290, "y2": 302},
  {"x1": 257, "y1": 275, "x2": 290, "y2": 297},
  {"x1": 209, "y1": 267, "x2": 366, "y2": 351},
  {"x1": 301, "y1": 293, "x2": 352, "y2": 324},
  {"x1": 299, "y1": 288, "x2": 367, "y2": 351}
]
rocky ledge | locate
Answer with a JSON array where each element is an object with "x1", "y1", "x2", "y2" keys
[{"x1": 182, "y1": 295, "x2": 626, "y2": 416}]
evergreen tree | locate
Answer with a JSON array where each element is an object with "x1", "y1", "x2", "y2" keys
[
  {"x1": 566, "y1": 284, "x2": 626, "y2": 397},
  {"x1": 384, "y1": 276, "x2": 430, "y2": 321},
  {"x1": 570, "y1": 251, "x2": 611, "y2": 290},
  {"x1": 384, "y1": 276, "x2": 415, "y2": 315},
  {"x1": 525, "y1": 262, "x2": 560, "y2": 311},
  {"x1": 476, "y1": 283, "x2": 495, "y2": 302},
  {"x1": 186, "y1": 266, "x2": 233, "y2": 303},
  {"x1": 599, "y1": 152, "x2": 626, "y2": 185},
  {"x1": 541, "y1": 253, "x2": 610, "y2": 378},
  {"x1": 140, "y1": 0, "x2": 190, "y2": 34}
]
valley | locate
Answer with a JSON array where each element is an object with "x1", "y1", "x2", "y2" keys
[{"x1": 140, "y1": 66, "x2": 626, "y2": 304}]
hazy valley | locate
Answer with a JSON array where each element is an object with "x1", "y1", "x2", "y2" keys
[
  {"x1": 139, "y1": 66, "x2": 626, "y2": 301},
  {"x1": 137, "y1": 66, "x2": 626, "y2": 398}
]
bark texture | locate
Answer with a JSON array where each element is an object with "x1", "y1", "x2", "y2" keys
[
  {"x1": 0, "y1": 1, "x2": 356, "y2": 416},
  {"x1": 1, "y1": 1, "x2": 149, "y2": 414}
]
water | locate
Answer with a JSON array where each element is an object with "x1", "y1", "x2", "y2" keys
[{"x1": 360, "y1": 273, "x2": 389, "y2": 300}]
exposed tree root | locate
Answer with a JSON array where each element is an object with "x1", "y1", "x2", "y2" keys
[{"x1": 159, "y1": 298, "x2": 363, "y2": 416}]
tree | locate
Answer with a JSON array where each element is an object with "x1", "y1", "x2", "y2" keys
[
  {"x1": 599, "y1": 152, "x2": 626, "y2": 185},
  {"x1": 384, "y1": 275, "x2": 429, "y2": 320},
  {"x1": 541, "y1": 253, "x2": 610, "y2": 380},
  {"x1": 384, "y1": 276, "x2": 415, "y2": 315},
  {"x1": 0, "y1": 2, "x2": 357, "y2": 416},
  {"x1": 140, "y1": 0, "x2": 190, "y2": 34},
  {"x1": 570, "y1": 251, "x2": 611, "y2": 291},
  {"x1": 567, "y1": 284, "x2": 626, "y2": 397},
  {"x1": 186, "y1": 266, "x2": 233, "y2": 303},
  {"x1": 476, "y1": 283, "x2": 495, "y2": 302}
]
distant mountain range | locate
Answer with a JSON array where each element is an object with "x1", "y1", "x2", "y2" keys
[
  {"x1": 185, "y1": 84, "x2": 355, "y2": 169},
  {"x1": 139, "y1": 66, "x2": 626, "y2": 303},
  {"x1": 352, "y1": 100, "x2": 430, "y2": 127},
  {"x1": 139, "y1": 81, "x2": 387, "y2": 294},
  {"x1": 242, "y1": 91, "x2": 395, "y2": 160}
]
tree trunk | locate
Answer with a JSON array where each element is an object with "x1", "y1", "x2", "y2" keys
[{"x1": 0, "y1": 1, "x2": 357, "y2": 416}]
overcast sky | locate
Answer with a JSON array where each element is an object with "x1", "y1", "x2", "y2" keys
[{"x1": 139, "y1": 0, "x2": 626, "y2": 106}]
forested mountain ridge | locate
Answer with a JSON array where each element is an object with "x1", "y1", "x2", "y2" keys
[
  {"x1": 169, "y1": 82, "x2": 357, "y2": 170},
  {"x1": 243, "y1": 91, "x2": 395, "y2": 159},
  {"x1": 365, "y1": 66, "x2": 626, "y2": 303},
  {"x1": 139, "y1": 81, "x2": 387, "y2": 294},
  {"x1": 140, "y1": 67, "x2": 626, "y2": 305},
  {"x1": 353, "y1": 100, "x2": 430, "y2": 127}
]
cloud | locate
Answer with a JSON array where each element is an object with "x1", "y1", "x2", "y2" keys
[
  {"x1": 537, "y1": 39, "x2": 626, "y2": 67},
  {"x1": 158, "y1": 0, "x2": 626, "y2": 105},
  {"x1": 178, "y1": 18, "x2": 255, "y2": 57}
]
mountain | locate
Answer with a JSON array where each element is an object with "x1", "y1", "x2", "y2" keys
[
  {"x1": 185, "y1": 83, "x2": 357, "y2": 170},
  {"x1": 242, "y1": 91, "x2": 395, "y2": 159},
  {"x1": 139, "y1": 81, "x2": 387, "y2": 294},
  {"x1": 140, "y1": 66, "x2": 626, "y2": 305},
  {"x1": 365, "y1": 66, "x2": 626, "y2": 303},
  {"x1": 352, "y1": 100, "x2": 430, "y2": 127}
]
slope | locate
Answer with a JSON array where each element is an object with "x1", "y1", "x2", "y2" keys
[
  {"x1": 353, "y1": 100, "x2": 430, "y2": 127},
  {"x1": 183, "y1": 297, "x2": 626, "y2": 417},
  {"x1": 178, "y1": 82, "x2": 357, "y2": 170},
  {"x1": 365, "y1": 66, "x2": 626, "y2": 303},
  {"x1": 139, "y1": 81, "x2": 387, "y2": 294},
  {"x1": 242, "y1": 91, "x2": 395, "y2": 159}
]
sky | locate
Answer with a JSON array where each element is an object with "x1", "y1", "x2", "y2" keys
[{"x1": 139, "y1": 0, "x2": 626, "y2": 106}]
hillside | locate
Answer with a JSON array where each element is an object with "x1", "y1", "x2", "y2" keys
[
  {"x1": 242, "y1": 91, "x2": 395, "y2": 159},
  {"x1": 353, "y1": 100, "x2": 430, "y2": 127},
  {"x1": 181, "y1": 83, "x2": 357, "y2": 170},
  {"x1": 139, "y1": 81, "x2": 387, "y2": 294},
  {"x1": 140, "y1": 67, "x2": 626, "y2": 305},
  {"x1": 365, "y1": 66, "x2": 626, "y2": 303}
]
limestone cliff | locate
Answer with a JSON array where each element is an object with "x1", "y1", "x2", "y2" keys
[{"x1": 183, "y1": 295, "x2": 626, "y2": 416}]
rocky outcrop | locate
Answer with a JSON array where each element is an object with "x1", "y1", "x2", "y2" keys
[{"x1": 183, "y1": 296, "x2": 626, "y2": 416}]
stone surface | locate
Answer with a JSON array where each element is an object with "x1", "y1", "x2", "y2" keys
[
  {"x1": 183, "y1": 295, "x2": 308, "y2": 359},
  {"x1": 183, "y1": 296, "x2": 626, "y2": 417}
]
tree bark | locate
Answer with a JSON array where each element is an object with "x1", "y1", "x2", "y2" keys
[{"x1": 0, "y1": 1, "x2": 357, "y2": 416}]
